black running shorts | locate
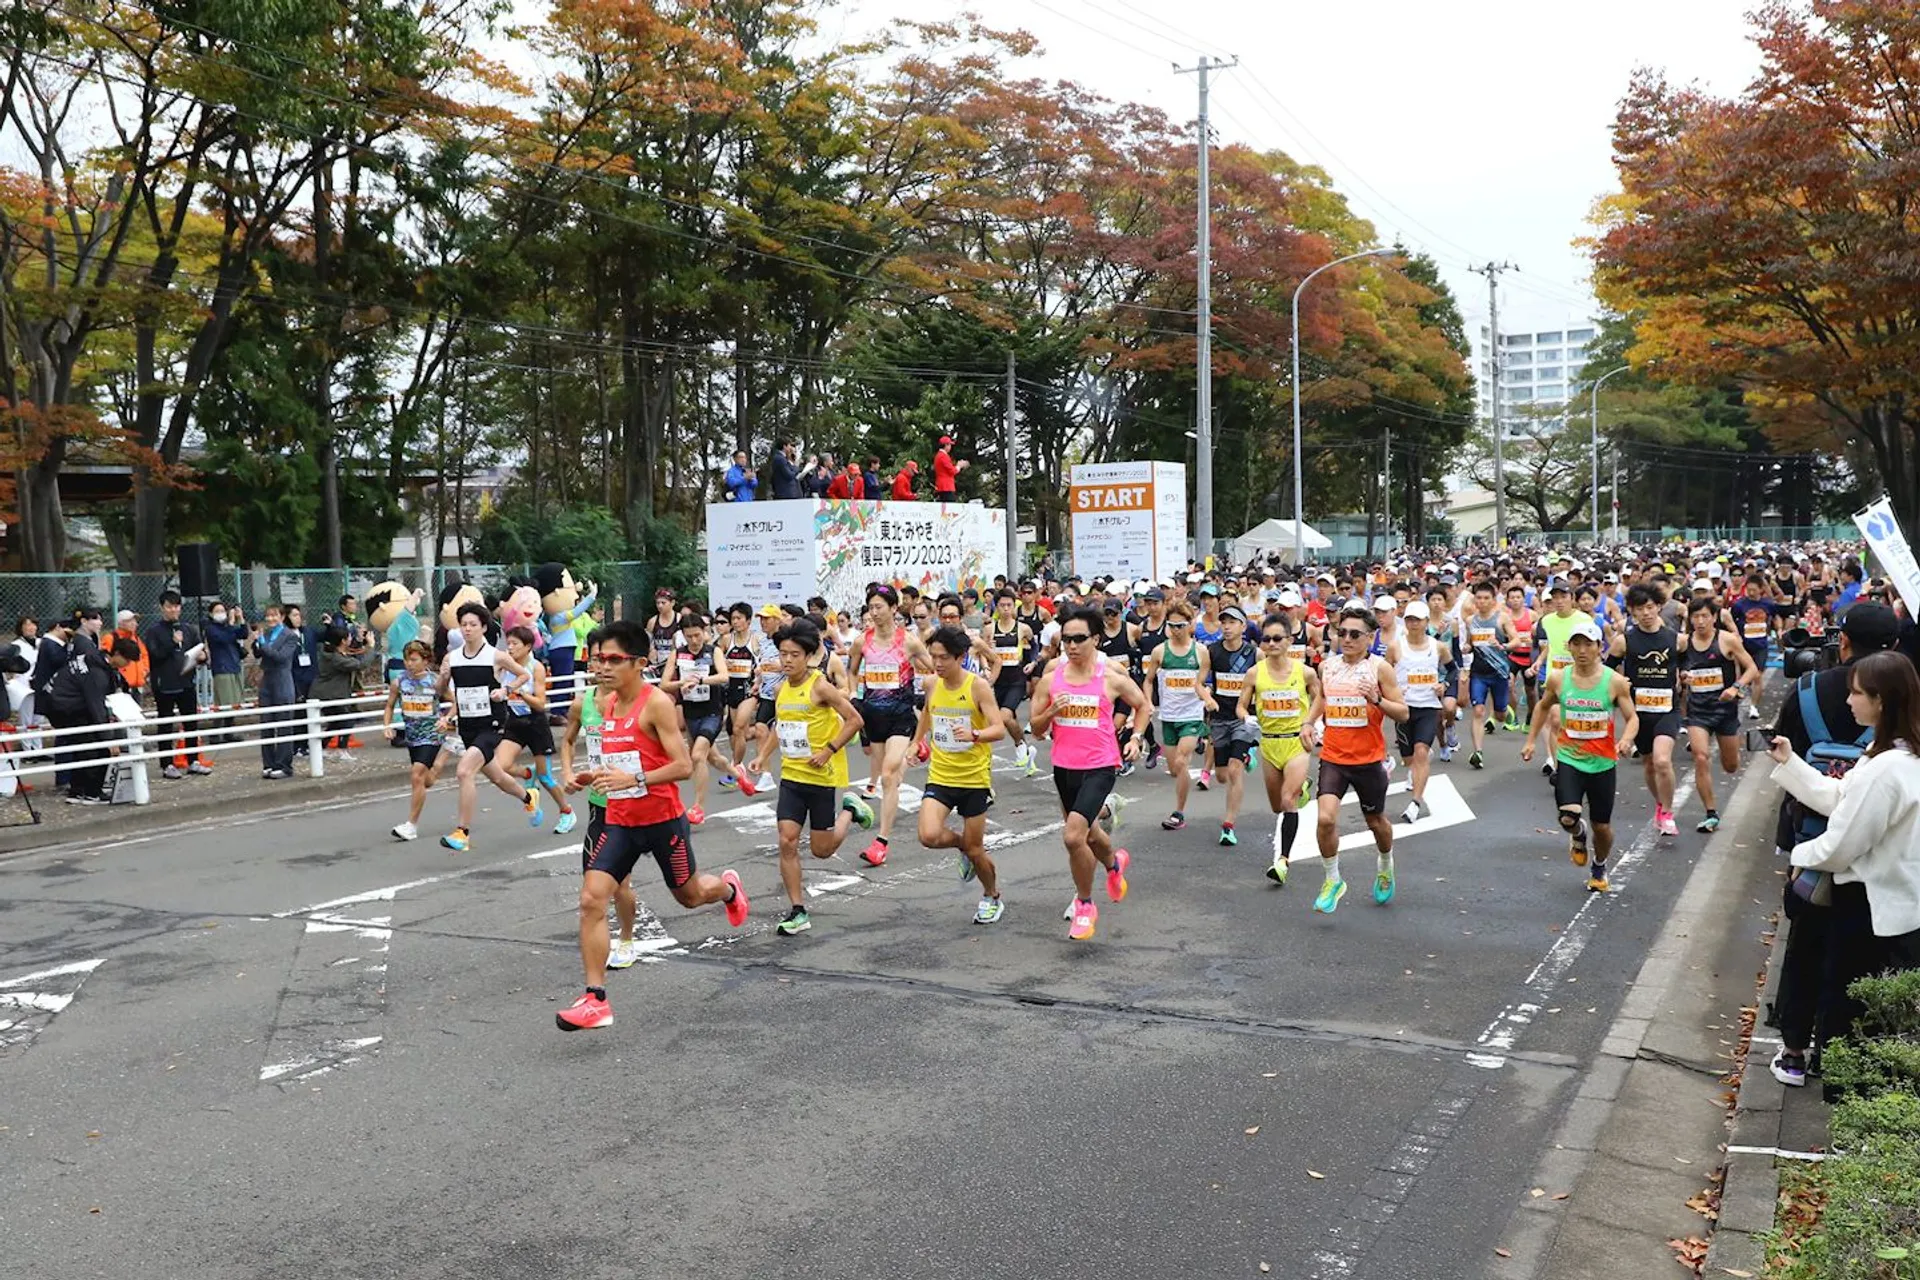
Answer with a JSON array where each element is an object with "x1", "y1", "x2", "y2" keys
[
  {"x1": 1052, "y1": 765, "x2": 1117, "y2": 824},
  {"x1": 587, "y1": 814, "x2": 695, "y2": 890},
  {"x1": 1317, "y1": 758, "x2": 1389, "y2": 815},
  {"x1": 1553, "y1": 764, "x2": 1618, "y2": 826}
]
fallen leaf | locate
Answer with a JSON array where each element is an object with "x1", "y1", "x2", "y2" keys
[
  {"x1": 1721, "y1": 1269, "x2": 1753, "y2": 1277},
  {"x1": 1259, "y1": 1265, "x2": 1271, "y2": 1275},
  {"x1": 1529, "y1": 1187, "x2": 1545, "y2": 1197},
  {"x1": 1494, "y1": 1247, "x2": 1512, "y2": 1258},
  {"x1": 85, "y1": 1131, "x2": 101, "y2": 1139},
  {"x1": 1552, "y1": 1192, "x2": 1570, "y2": 1201},
  {"x1": 1307, "y1": 1170, "x2": 1325, "y2": 1180},
  {"x1": 1244, "y1": 1126, "x2": 1260, "y2": 1135},
  {"x1": 1261, "y1": 1072, "x2": 1278, "y2": 1078},
  {"x1": 89, "y1": 1207, "x2": 102, "y2": 1214}
]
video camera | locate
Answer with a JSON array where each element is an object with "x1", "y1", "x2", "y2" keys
[{"x1": 1780, "y1": 626, "x2": 1840, "y2": 677}]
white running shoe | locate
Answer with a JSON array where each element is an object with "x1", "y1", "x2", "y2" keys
[
  {"x1": 1746, "y1": 703, "x2": 1761, "y2": 720},
  {"x1": 606, "y1": 939, "x2": 639, "y2": 970},
  {"x1": 391, "y1": 821, "x2": 419, "y2": 841},
  {"x1": 756, "y1": 771, "x2": 776, "y2": 792}
]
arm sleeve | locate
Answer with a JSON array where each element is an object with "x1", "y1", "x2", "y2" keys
[{"x1": 1788, "y1": 756, "x2": 1897, "y2": 873}]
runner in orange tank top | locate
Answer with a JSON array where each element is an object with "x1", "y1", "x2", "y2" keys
[{"x1": 1310, "y1": 604, "x2": 1410, "y2": 916}]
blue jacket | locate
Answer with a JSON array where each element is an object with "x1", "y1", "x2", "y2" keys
[
  {"x1": 725, "y1": 464, "x2": 757, "y2": 503},
  {"x1": 253, "y1": 625, "x2": 303, "y2": 705},
  {"x1": 769, "y1": 449, "x2": 803, "y2": 500},
  {"x1": 205, "y1": 620, "x2": 248, "y2": 676}
]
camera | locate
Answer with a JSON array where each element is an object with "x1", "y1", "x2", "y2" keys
[{"x1": 1780, "y1": 626, "x2": 1839, "y2": 677}]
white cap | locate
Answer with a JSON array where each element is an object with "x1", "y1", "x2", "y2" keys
[
  {"x1": 1157, "y1": 577, "x2": 1175, "y2": 589},
  {"x1": 1186, "y1": 571, "x2": 1205, "y2": 584},
  {"x1": 1317, "y1": 571, "x2": 1336, "y2": 583},
  {"x1": 115, "y1": 609, "x2": 137, "y2": 624},
  {"x1": 1692, "y1": 577, "x2": 1714, "y2": 592},
  {"x1": 1568, "y1": 618, "x2": 1603, "y2": 643},
  {"x1": 1707, "y1": 562, "x2": 1724, "y2": 578},
  {"x1": 1569, "y1": 558, "x2": 1585, "y2": 570},
  {"x1": 1442, "y1": 561, "x2": 1459, "y2": 572},
  {"x1": 1134, "y1": 578, "x2": 1154, "y2": 595},
  {"x1": 1277, "y1": 589, "x2": 1303, "y2": 608},
  {"x1": 1371, "y1": 595, "x2": 1398, "y2": 611},
  {"x1": 1536, "y1": 555, "x2": 1552, "y2": 567},
  {"x1": 1403, "y1": 600, "x2": 1431, "y2": 619}
]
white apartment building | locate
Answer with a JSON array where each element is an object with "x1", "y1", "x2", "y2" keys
[{"x1": 1475, "y1": 323, "x2": 1599, "y2": 416}]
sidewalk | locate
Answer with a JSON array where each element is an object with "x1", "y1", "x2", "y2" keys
[
  {"x1": 1498, "y1": 754, "x2": 1816, "y2": 1279},
  {"x1": 0, "y1": 745, "x2": 412, "y2": 855}
]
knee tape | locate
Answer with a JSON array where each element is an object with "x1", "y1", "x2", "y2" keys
[{"x1": 1557, "y1": 807, "x2": 1583, "y2": 830}]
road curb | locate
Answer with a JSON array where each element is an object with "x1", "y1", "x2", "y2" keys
[
  {"x1": 1702, "y1": 917, "x2": 1793, "y2": 1274},
  {"x1": 1497, "y1": 749, "x2": 1785, "y2": 1280}
]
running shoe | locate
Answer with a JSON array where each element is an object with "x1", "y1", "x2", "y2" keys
[
  {"x1": 1196, "y1": 769, "x2": 1213, "y2": 791},
  {"x1": 721, "y1": 869, "x2": 750, "y2": 927},
  {"x1": 265, "y1": 768, "x2": 293, "y2": 780},
  {"x1": 1373, "y1": 865, "x2": 1396, "y2": 906},
  {"x1": 1445, "y1": 726, "x2": 1460, "y2": 751},
  {"x1": 188, "y1": 761, "x2": 212, "y2": 776},
  {"x1": 1161, "y1": 811, "x2": 1186, "y2": 831},
  {"x1": 606, "y1": 939, "x2": 639, "y2": 970},
  {"x1": 1469, "y1": 750, "x2": 1485, "y2": 770},
  {"x1": 1435, "y1": 744, "x2": 1453, "y2": 763},
  {"x1": 859, "y1": 837, "x2": 888, "y2": 867},
  {"x1": 1541, "y1": 762, "x2": 1555, "y2": 780},
  {"x1": 1313, "y1": 876, "x2": 1347, "y2": 914},
  {"x1": 755, "y1": 770, "x2": 776, "y2": 792},
  {"x1": 776, "y1": 906, "x2": 811, "y2": 936},
  {"x1": 1266, "y1": 857, "x2": 1289, "y2": 887},
  {"x1": 555, "y1": 991, "x2": 612, "y2": 1031},
  {"x1": 1567, "y1": 819, "x2": 1589, "y2": 867},
  {"x1": 555, "y1": 809, "x2": 578, "y2": 836},
  {"x1": 1145, "y1": 744, "x2": 1161, "y2": 770},
  {"x1": 1697, "y1": 811, "x2": 1721, "y2": 833},
  {"x1": 440, "y1": 828, "x2": 470, "y2": 852},
  {"x1": 973, "y1": 896, "x2": 1004, "y2": 925},
  {"x1": 1585, "y1": 874, "x2": 1610, "y2": 894},
  {"x1": 524, "y1": 788, "x2": 544, "y2": 828},
  {"x1": 860, "y1": 781, "x2": 879, "y2": 800},
  {"x1": 1063, "y1": 898, "x2": 1076, "y2": 921},
  {"x1": 391, "y1": 821, "x2": 418, "y2": 842},
  {"x1": 163, "y1": 764, "x2": 184, "y2": 780},
  {"x1": 735, "y1": 773, "x2": 758, "y2": 798},
  {"x1": 1656, "y1": 807, "x2": 1679, "y2": 837},
  {"x1": 1746, "y1": 703, "x2": 1761, "y2": 720},
  {"x1": 1401, "y1": 798, "x2": 1427, "y2": 825},
  {"x1": 1103, "y1": 792, "x2": 1131, "y2": 834},
  {"x1": 1068, "y1": 898, "x2": 1098, "y2": 941},
  {"x1": 1022, "y1": 754, "x2": 1041, "y2": 779},
  {"x1": 1106, "y1": 848, "x2": 1131, "y2": 902},
  {"x1": 1119, "y1": 759, "x2": 1136, "y2": 778},
  {"x1": 1013, "y1": 743, "x2": 1031, "y2": 769},
  {"x1": 687, "y1": 805, "x2": 706, "y2": 827},
  {"x1": 842, "y1": 792, "x2": 875, "y2": 830},
  {"x1": 718, "y1": 774, "x2": 737, "y2": 791},
  {"x1": 1218, "y1": 823, "x2": 1237, "y2": 847},
  {"x1": 1769, "y1": 1048, "x2": 1808, "y2": 1087},
  {"x1": 958, "y1": 854, "x2": 977, "y2": 883}
]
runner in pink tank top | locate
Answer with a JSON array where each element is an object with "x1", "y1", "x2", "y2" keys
[{"x1": 1030, "y1": 606, "x2": 1152, "y2": 941}]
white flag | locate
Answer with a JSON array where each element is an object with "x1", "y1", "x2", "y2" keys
[{"x1": 1854, "y1": 498, "x2": 1920, "y2": 618}]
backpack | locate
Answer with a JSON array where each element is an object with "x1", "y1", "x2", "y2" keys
[{"x1": 1788, "y1": 670, "x2": 1873, "y2": 904}]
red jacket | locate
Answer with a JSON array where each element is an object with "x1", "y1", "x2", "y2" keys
[
  {"x1": 891, "y1": 467, "x2": 916, "y2": 501},
  {"x1": 827, "y1": 470, "x2": 867, "y2": 500},
  {"x1": 932, "y1": 449, "x2": 959, "y2": 494}
]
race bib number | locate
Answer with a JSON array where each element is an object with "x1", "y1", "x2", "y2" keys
[
  {"x1": 777, "y1": 718, "x2": 813, "y2": 760},
  {"x1": 1633, "y1": 687, "x2": 1674, "y2": 714},
  {"x1": 862, "y1": 659, "x2": 901, "y2": 691},
  {"x1": 401, "y1": 693, "x2": 436, "y2": 718},
  {"x1": 1326, "y1": 695, "x2": 1369, "y2": 728},
  {"x1": 1549, "y1": 654, "x2": 1573, "y2": 673},
  {"x1": 1214, "y1": 672, "x2": 1245, "y2": 699},
  {"x1": 1054, "y1": 693, "x2": 1102, "y2": 730},
  {"x1": 1743, "y1": 619, "x2": 1767, "y2": 639},
  {"x1": 679, "y1": 659, "x2": 710, "y2": 702},
  {"x1": 584, "y1": 725, "x2": 603, "y2": 768},
  {"x1": 932, "y1": 712, "x2": 969, "y2": 752},
  {"x1": 600, "y1": 749, "x2": 647, "y2": 799},
  {"x1": 1290, "y1": 643, "x2": 1308, "y2": 662},
  {"x1": 1162, "y1": 670, "x2": 1197, "y2": 694},
  {"x1": 1407, "y1": 670, "x2": 1439, "y2": 688},
  {"x1": 995, "y1": 645, "x2": 1019, "y2": 663},
  {"x1": 1469, "y1": 624, "x2": 1497, "y2": 646},
  {"x1": 455, "y1": 685, "x2": 492, "y2": 718},
  {"x1": 1259, "y1": 688, "x2": 1300, "y2": 718},
  {"x1": 1564, "y1": 711, "x2": 1610, "y2": 740},
  {"x1": 1687, "y1": 668, "x2": 1725, "y2": 693}
]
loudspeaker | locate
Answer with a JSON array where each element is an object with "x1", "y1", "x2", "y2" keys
[{"x1": 178, "y1": 543, "x2": 221, "y2": 599}]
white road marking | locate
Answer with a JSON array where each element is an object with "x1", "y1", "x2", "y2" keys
[
  {"x1": 0, "y1": 958, "x2": 106, "y2": 987},
  {"x1": 260, "y1": 1036, "x2": 383, "y2": 1083},
  {"x1": 0, "y1": 958, "x2": 105, "y2": 1051}
]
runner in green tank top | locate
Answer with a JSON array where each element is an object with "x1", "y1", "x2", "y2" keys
[
  {"x1": 1522, "y1": 618, "x2": 1639, "y2": 893},
  {"x1": 557, "y1": 637, "x2": 641, "y2": 969},
  {"x1": 1140, "y1": 600, "x2": 1216, "y2": 832}
]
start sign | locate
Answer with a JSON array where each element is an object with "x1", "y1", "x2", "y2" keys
[{"x1": 1068, "y1": 461, "x2": 1187, "y2": 582}]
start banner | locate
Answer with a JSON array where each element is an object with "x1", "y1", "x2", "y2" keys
[{"x1": 1068, "y1": 461, "x2": 1187, "y2": 582}]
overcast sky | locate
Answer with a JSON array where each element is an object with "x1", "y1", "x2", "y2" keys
[{"x1": 826, "y1": 0, "x2": 1765, "y2": 335}]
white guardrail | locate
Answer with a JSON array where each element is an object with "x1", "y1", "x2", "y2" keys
[{"x1": 0, "y1": 672, "x2": 594, "y2": 806}]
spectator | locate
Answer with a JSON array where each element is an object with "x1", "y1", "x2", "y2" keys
[
  {"x1": 336, "y1": 595, "x2": 364, "y2": 648},
  {"x1": 41, "y1": 636, "x2": 140, "y2": 805},
  {"x1": 724, "y1": 450, "x2": 758, "y2": 503},
  {"x1": 252, "y1": 603, "x2": 303, "y2": 779},
  {"x1": 287, "y1": 604, "x2": 319, "y2": 705},
  {"x1": 827, "y1": 458, "x2": 868, "y2": 501},
  {"x1": 890, "y1": 459, "x2": 919, "y2": 501},
  {"x1": 70, "y1": 607, "x2": 105, "y2": 653},
  {"x1": 1835, "y1": 561, "x2": 1865, "y2": 613},
  {"x1": 768, "y1": 438, "x2": 803, "y2": 500},
  {"x1": 932, "y1": 435, "x2": 968, "y2": 501},
  {"x1": 112, "y1": 610, "x2": 150, "y2": 696},
  {"x1": 313, "y1": 623, "x2": 382, "y2": 761},
  {"x1": 803, "y1": 453, "x2": 834, "y2": 499},
  {"x1": 204, "y1": 602, "x2": 249, "y2": 717},
  {"x1": 8, "y1": 617, "x2": 40, "y2": 730},
  {"x1": 143, "y1": 590, "x2": 209, "y2": 779}
]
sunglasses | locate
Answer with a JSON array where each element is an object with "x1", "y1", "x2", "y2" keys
[
  {"x1": 1338, "y1": 628, "x2": 1371, "y2": 639},
  {"x1": 1061, "y1": 632, "x2": 1093, "y2": 644},
  {"x1": 1168, "y1": 620, "x2": 1191, "y2": 628},
  {"x1": 600, "y1": 653, "x2": 639, "y2": 665},
  {"x1": 1260, "y1": 635, "x2": 1288, "y2": 645}
]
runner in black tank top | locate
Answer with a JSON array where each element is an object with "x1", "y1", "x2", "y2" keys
[{"x1": 1621, "y1": 615, "x2": 1681, "y2": 830}]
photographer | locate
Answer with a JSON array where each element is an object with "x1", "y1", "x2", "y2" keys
[
  {"x1": 312, "y1": 623, "x2": 382, "y2": 762},
  {"x1": 142, "y1": 590, "x2": 209, "y2": 779},
  {"x1": 41, "y1": 637, "x2": 141, "y2": 805}
]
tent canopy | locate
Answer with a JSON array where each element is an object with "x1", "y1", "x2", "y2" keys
[{"x1": 1231, "y1": 518, "x2": 1331, "y2": 564}]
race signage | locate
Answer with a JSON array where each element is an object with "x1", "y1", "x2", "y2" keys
[
  {"x1": 1855, "y1": 497, "x2": 1920, "y2": 618},
  {"x1": 1069, "y1": 461, "x2": 1187, "y2": 582}
]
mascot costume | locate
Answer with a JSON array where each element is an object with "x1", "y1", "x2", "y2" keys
[
  {"x1": 500, "y1": 578, "x2": 545, "y2": 645},
  {"x1": 535, "y1": 562, "x2": 596, "y2": 722},
  {"x1": 365, "y1": 581, "x2": 425, "y2": 684}
]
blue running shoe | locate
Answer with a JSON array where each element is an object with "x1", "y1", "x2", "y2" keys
[{"x1": 1313, "y1": 877, "x2": 1347, "y2": 914}]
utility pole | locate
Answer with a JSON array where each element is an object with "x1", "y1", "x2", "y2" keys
[
  {"x1": 1177, "y1": 54, "x2": 1235, "y2": 568},
  {"x1": 1004, "y1": 350, "x2": 1019, "y2": 577},
  {"x1": 1470, "y1": 261, "x2": 1517, "y2": 549},
  {"x1": 1382, "y1": 424, "x2": 1392, "y2": 552}
]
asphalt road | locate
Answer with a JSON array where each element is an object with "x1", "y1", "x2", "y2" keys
[{"x1": 0, "y1": 710, "x2": 1771, "y2": 1280}]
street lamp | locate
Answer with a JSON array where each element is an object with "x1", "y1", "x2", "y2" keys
[
  {"x1": 1589, "y1": 365, "x2": 1631, "y2": 545},
  {"x1": 1292, "y1": 246, "x2": 1397, "y2": 565}
]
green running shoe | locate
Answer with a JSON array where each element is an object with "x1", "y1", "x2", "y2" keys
[
  {"x1": 776, "y1": 906, "x2": 812, "y2": 936},
  {"x1": 1313, "y1": 877, "x2": 1346, "y2": 914},
  {"x1": 1373, "y1": 866, "x2": 1396, "y2": 905},
  {"x1": 1265, "y1": 857, "x2": 1289, "y2": 887},
  {"x1": 841, "y1": 792, "x2": 875, "y2": 830},
  {"x1": 1218, "y1": 823, "x2": 1237, "y2": 846}
]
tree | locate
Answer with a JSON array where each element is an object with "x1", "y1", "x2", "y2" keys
[{"x1": 1594, "y1": 0, "x2": 1920, "y2": 531}]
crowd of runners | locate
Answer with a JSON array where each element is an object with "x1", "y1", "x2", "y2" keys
[{"x1": 372, "y1": 540, "x2": 1908, "y2": 1030}]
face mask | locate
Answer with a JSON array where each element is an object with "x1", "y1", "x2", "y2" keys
[{"x1": 211, "y1": 611, "x2": 228, "y2": 624}]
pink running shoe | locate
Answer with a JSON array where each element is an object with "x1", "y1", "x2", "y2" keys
[
  {"x1": 687, "y1": 805, "x2": 707, "y2": 826},
  {"x1": 555, "y1": 991, "x2": 611, "y2": 1031},
  {"x1": 734, "y1": 773, "x2": 758, "y2": 798},
  {"x1": 1656, "y1": 807, "x2": 1678, "y2": 837},
  {"x1": 1068, "y1": 898, "x2": 1098, "y2": 941},
  {"x1": 721, "y1": 869, "x2": 750, "y2": 927},
  {"x1": 1106, "y1": 848, "x2": 1131, "y2": 903},
  {"x1": 860, "y1": 838, "x2": 889, "y2": 867}
]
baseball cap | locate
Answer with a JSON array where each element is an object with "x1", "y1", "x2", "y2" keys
[
  {"x1": 1691, "y1": 578, "x2": 1714, "y2": 592},
  {"x1": 1548, "y1": 578, "x2": 1571, "y2": 594},
  {"x1": 1277, "y1": 589, "x2": 1304, "y2": 608},
  {"x1": 938, "y1": 435, "x2": 953, "y2": 445},
  {"x1": 1144, "y1": 589, "x2": 1165, "y2": 602},
  {"x1": 757, "y1": 603, "x2": 784, "y2": 619},
  {"x1": 1841, "y1": 601, "x2": 1900, "y2": 651},
  {"x1": 1221, "y1": 604, "x2": 1248, "y2": 623},
  {"x1": 1568, "y1": 618, "x2": 1603, "y2": 643},
  {"x1": 1317, "y1": 571, "x2": 1336, "y2": 583},
  {"x1": 1186, "y1": 571, "x2": 1205, "y2": 585},
  {"x1": 1372, "y1": 595, "x2": 1397, "y2": 611},
  {"x1": 1199, "y1": 583, "x2": 1220, "y2": 596},
  {"x1": 115, "y1": 609, "x2": 137, "y2": 624},
  {"x1": 1403, "y1": 600, "x2": 1431, "y2": 620}
]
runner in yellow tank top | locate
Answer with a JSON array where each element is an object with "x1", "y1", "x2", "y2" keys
[
  {"x1": 770, "y1": 619, "x2": 875, "y2": 937},
  {"x1": 913, "y1": 624, "x2": 1008, "y2": 924},
  {"x1": 1248, "y1": 617, "x2": 1323, "y2": 888}
]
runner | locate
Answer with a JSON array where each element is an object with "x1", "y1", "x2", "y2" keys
[
  {"x1": 1611, "y1": 584, "x2": 1682, "y2": 837},
  {"x1": 1140, "y1": 600, "x2": 1214, "y2": 831},
  {"x1": 659, "y1": 613, "x2": 737, "y2": 825},
  {"x1": 718, "y1": 603, "x2": 764, "y2": 796},
  {"x1": 381, "y1": 640, "x2": 453, "y2": 841},
  {"x1": 556, "y1": 619, "x2": 748, "y2": 1030},
  {"x1": 1462, "y1": 580, "x2": 1517, "y2": 767},
  {"x1": 646, "y1": 587, "x2": 681, "y2": 677},
  {"x1": 1133, "y1": 591, "x2": 1169, "y2": 770},
  {"x1": 1424, "y1": 586, "x2": 1463, "y2": 761},
  {"x1": 743, "y1": 603, "x2": 788, "y2": 791},
  {"x1": 1097, "y1": 595, "x2": 1142, "y2": 773},
  {"x1": 1505, "y1": 584, "x2": 1537, "y2": 730},
  {"x1": 987, "y1": 588, "x2": 1041, "y2": 777},
  {"x1": 1530, "y1": 581, "x2": 1592, "y2": 779},
  {"x1": 913, "y1": 624, "x2": 1007, "y2": 924},
  {"x1": 436, "y1": 603, "x2": 537, "y2": 852},
  {"x1": 1389, "y1": 600, "x2": 1450, "y2": 823},
  {"x1": 492, "y1": 625, "x2": 576, "y2": 835},
  {"x1": 1205, "y1": 604, "x2": 1262, "y2": 845},
  {"x1": 1311, "y1": 605, "x2": 1409, "y2": 913},
  {"x1": 1729, "y1": 575, "x2": 1778, "y2": 720},
  {"x1": 1029, "y1": 607, "x2": 1151, "y2": 941},
  {"x1": 771, "y1": 618, "x2": 876, "y2": 936},
  {"x1": 1680, "y1": 596, "x2": 1761, "y2": 832},
  {"x1": 1249, "y1": 615, "x2": 1322, "y2": 886},
  {"x1": 557, "y1": 636, "x2": 644, "y2": 971},
  {"x1": 1522, "y1": 618, "x2": 1640, "y2": 893},
  {"x1": 845, "y1": 586, "x2": 930, "y2": 866}
]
